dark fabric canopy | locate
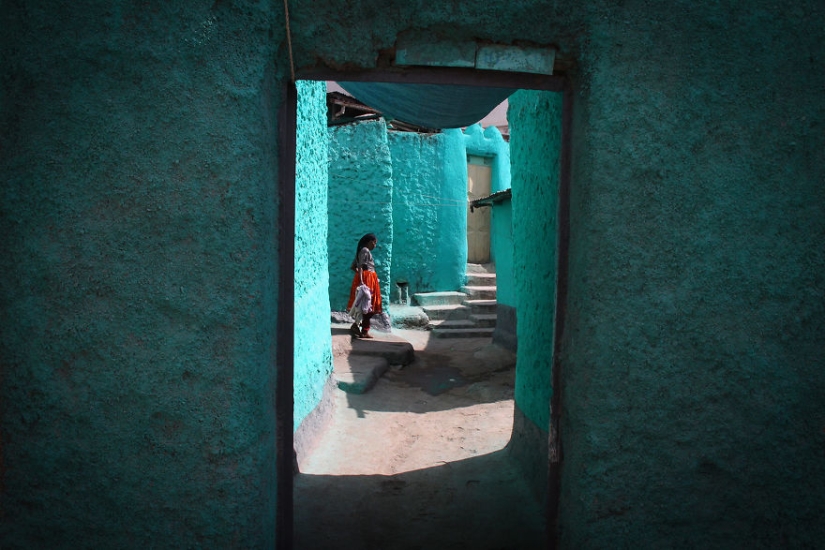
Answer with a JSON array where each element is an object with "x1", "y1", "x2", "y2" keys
[{"x1": 338, "y1": 81, "x2": 515, "y2": 129}]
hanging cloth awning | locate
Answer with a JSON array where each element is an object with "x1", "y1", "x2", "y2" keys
[{"x1": 338, "y1": 81, "x2": 516, "y2": 130}]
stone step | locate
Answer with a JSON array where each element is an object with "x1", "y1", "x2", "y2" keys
[
  {"x1": 412, "y1": 291, "x2": 468, "y2": 307},
  {"x1": 466, "y1": 263, "x2": 495, "y2": 274},
  {"x1": 432, "y1": 327, "x2": 495, "y2": 339},
  {"x1": 465, "y1": 272, "x2": 497, "y2": 287},
  {"x1": 421, "y1": 304, "x2": 470, "y2": 321},
  {"x1": 330, "y1": 324, "x2": 415, "y2": 365},
  {"x1": 464, "y1": 299, "x2": 498, "y2": 314},
  {"x1": 428, "y1": 319, "x2": 477, "y2": 330},
  {"x1": 333, "y1": 354, "x2": 388, "y2": 394},
  {"x1": 469, "y1": 313, "x2": 497, "y2": 328},
  {"x1": 461, "y1": 285, "x2": 497, "y2": 300}
]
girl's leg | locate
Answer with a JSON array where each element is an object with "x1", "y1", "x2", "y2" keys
[{"x1": 361, "y1": 312, "x2": 374, "y2": 338}]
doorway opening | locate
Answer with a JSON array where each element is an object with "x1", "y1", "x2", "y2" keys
[
  {"x1": 279, "y1": 66, "x2": 572, "y2": 549},
  {"x1": 467, "y1": 154, "x2": 493, "y2": 264}
]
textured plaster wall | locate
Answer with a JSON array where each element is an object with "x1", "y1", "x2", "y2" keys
[
  {"x1": 509, "y1": 90, "x2": 562, "y2": 431},
  {"x1": 1, "y1": 2, "x2": 283, "y2": 547},
  {"x1": 388, "y1": 129, "x2": 466, "y2": 296},
  {"x1": 291, "y1": 1, "x2": 825, "y2": 546},
  {"x1": 558, "y1": 4, "x2": 825, "y2": 546},
  {"x1": 294, "y1": 81, "x2": 332, "y2": 431},
  {"x1": 327, "y1": 120, "x2": 394, "y2": 311}
]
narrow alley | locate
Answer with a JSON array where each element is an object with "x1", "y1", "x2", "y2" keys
[{"x1": 293, "y1": 326, "x2": 545, "y2": 549}]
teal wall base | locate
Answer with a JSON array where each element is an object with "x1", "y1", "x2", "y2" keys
[
  {"x1": 493, "y1": 303, "x2": 517, "y2": 352},
  {"x1": 507, "y1": 403, "x2": 549, "y2": 511}
]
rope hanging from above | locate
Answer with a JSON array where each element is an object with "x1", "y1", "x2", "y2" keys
[{"x1": 283, "y1": 0, "x2": 296, "y2": 83}]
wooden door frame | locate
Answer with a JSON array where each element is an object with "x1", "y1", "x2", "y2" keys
[{"x1": 277, "y1": 66, "x2": 572, "y2": 550}]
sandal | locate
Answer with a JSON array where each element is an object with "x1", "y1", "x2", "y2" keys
[{"x1": 360, "y1": 332, "x2": 374, "y2": 339}]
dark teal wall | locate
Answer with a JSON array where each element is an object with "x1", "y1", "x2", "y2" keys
[
  {"x1": 1, "y1": 2, "x2": 282, "y2": 547},
  {"x1": 559, "y1": 4, "x2": 825, "y2": 546}
]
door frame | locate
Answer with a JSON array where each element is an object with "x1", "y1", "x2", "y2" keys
[{"x1": 277, "y1": 65, "x2": 572, "y2": 549}]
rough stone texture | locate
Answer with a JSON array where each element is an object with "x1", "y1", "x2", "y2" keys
[
  {"x1": 294, "y1": 80, "x2": 333, "y2": 431},
  {"x1": 509, "y1": 89, "x2": 562, "y2": 432},
  {"x1": 387, "y1": 304, "x2": 431, "y2": 329},
  {"x1": 327, "y1": 120, "x2": 394, "y2": 312},
  {"x1": 0, "y1": 2, "x2": 282, "y2": 547},
  {"x1": 388, "y1": 129, "x2": 466, "y2": 296}
]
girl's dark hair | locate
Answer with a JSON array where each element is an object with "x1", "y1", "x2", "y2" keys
[{"x1": 355, "y1": 233, "x2": 377, "y2": 262}]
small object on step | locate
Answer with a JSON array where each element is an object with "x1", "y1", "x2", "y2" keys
[{"x1": 350, "y1": 323, "x2": 361, "y2": 338}]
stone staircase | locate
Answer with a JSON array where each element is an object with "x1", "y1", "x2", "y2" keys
[{"x1": 412, "y1": 264, "x2": 498, "y2": 338}]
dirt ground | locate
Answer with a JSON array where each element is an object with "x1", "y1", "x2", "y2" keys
[{"x1": 293, "y1": 327, "x2": 546, "y2": 550}]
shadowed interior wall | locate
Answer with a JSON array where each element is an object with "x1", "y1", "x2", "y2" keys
[
  {"x1": 294, "y1": 81, "x2": 332, "y2": 431},
  {"x1": 0, "y1": 2, "x2": 282, "y2": 546},
  {"x1": 388, "y1": 128, "x2": 466, "y2": 297},
  {"x1": 558, "y1": 4, "x2": 825, "y2": 546},
  {"x1": 327, "y1": 120, "x2": 394, "y2": 312}
]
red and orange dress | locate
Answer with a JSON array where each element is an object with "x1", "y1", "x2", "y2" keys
[{"x1": 347, "y1": 246, "x2": 383, "y2": 336}]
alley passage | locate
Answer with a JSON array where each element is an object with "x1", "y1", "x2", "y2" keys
[{"x1": 293, "y1": 327, "x2": 545, "y2": 549}]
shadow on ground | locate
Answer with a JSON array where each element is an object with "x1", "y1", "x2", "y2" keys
[
  {"x1": 294, "y1": 449, "x2": 546, "y2": 550},
  {"x1": 336, "y1": 324, "x2": 517, "y2": 416}
]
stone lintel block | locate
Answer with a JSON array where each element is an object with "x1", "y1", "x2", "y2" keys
[
  {"x1": 395, "y1": 38, "x2": 477, "y2": 68},
  {"x1": 475, "y1": 44, "x2": 556, "y2": 75}
]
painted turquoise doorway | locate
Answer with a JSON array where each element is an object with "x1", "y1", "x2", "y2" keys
[
  {"x1": 467, "y1": 154, "x2": 493, "y2": 264},
  {"x1": 279, "y1": 67, "x2": 572, "y2": 550}
]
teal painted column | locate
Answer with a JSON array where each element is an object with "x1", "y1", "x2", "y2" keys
[
  {"x1": 0, "y1": 3, "x2": 283, "y2": 546},
  {"x1": 294, "y1": 81, "x2": 333, "y2": 430},
  {"x1": 509, "y1": 90, "x2": 563, "y2": 431}
]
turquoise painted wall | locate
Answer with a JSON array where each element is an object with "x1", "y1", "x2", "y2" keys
[
  {"x1": 558, "y1": 5, "x2": 825, "y2": 546},
  {"x1": 509, "y1": 90, "x2": 562, "y2": 431},
  {"x1": 3, "y1": 0, "x2": 824, "y2": 547},
  {"x1": 327, "y1": 120, "x2": 394, "y2": 312},
  {"x1": 388, "y1": 129, "x2": 466, "y2": 296},
  {"x1": 1, "y1": 2, "x2": 282, "y2": 546},
  {"x1": 292, "y1": 1, "x2": 825, "y2": 546},
  {"x1": 463, "y1": 124, "x2": 514, "y2": 305},
  {"x1": 294, "y1": 81, "x2": 332, "y2": 431}
]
